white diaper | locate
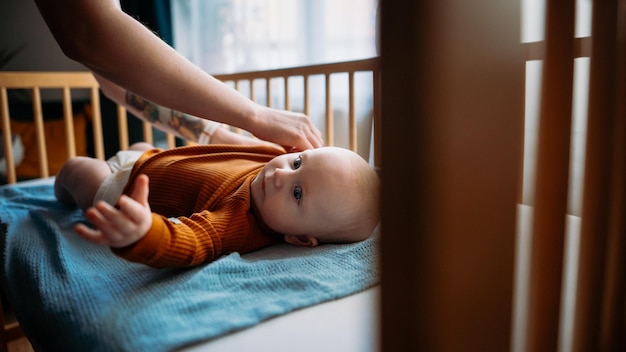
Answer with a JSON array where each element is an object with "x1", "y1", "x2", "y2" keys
[{"x1": 93, "y1": 150, "x2": 145, "y2": 206}]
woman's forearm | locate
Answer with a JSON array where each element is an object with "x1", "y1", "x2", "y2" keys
[
  {"x1": 95, "y1": 74, "x2": 222, "y2": 143},
  {"x1": 95, "y1": 74, "x2": 278, "y2": 147},
  {"x1": 35, "y1": 0, "x2": 257, "y2": 129}
]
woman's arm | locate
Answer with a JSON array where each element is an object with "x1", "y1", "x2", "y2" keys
[
  {"x1": 34, "y1": 0, "x2": 322, "y2": 150},
  {"x1": 95, "y1": 74, "x2": 275, "y2": 146}
]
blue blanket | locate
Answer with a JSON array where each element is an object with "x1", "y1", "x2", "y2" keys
[{"x1": 0, "y1": 180, "x2": 379, "y2": 352}]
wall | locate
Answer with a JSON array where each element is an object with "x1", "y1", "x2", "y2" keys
[{"x1": 0, "y1": 0, "x2": 87, "y2": 72}]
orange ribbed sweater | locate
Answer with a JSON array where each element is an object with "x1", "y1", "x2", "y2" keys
[{"x1": 111, "y1": 144, "x2": 285, "y2": 268}]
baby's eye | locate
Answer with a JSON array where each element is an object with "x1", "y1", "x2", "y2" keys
[
  {"x1": 293, "y1": 156, "x2": 302, "y2": 170},
  {"x1": 293, "y1": 186, "x2": 303, "y2": 202}
]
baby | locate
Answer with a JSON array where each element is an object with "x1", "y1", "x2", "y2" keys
[{"x1": 54, "y1": 143, "x2": 380, "y2": 268}]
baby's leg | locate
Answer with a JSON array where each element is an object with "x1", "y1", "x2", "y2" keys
[{"x1": 54, "y1": 157, "x2": 112, "y2": 211}]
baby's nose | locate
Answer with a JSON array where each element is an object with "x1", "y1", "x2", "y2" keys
[{"x1": 272, "y1": 168, "x2": 288, "y2": 188}]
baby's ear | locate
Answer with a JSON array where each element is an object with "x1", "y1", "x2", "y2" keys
[{"x1": 284, "y1": 235, "x2": 318, "y2": 247}]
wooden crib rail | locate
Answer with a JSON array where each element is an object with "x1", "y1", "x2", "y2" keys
[
  {"x1": 214, "y1": 57, "x2": 382, "y2": 158},
  {"x1": 0, "y1": 71, "x2": 106, "y2": 184},
  {"x1": 0, "y1": 58, "x2": 381, "y2": 186},
  {"x1": 0, "y1": 58, "x2": 380, "y2": 349}
]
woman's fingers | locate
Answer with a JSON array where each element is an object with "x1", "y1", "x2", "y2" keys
[
  {"x1": 289, "y1": 113, "x2": 323, "y2": 150},
  {"x1": 255, "y1": 107, "x2": 324, "y2": 151}
]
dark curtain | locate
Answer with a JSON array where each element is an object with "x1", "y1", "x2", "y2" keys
[{"x1": 121, "y1": 0, "x2": 173, "y2": 45}]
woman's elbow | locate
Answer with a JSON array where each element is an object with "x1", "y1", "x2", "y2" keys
[
  {"x1": 54, "y1": 36, "x2": 89, "y2": 63},
  {"x1": 35, "y1": 0, "x2": 112, "y2": 66},
  {"x1": 55, "y1": 31, "x2": 111, "y2": 72}
]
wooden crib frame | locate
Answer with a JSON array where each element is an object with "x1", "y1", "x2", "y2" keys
[
  {"x1": 4, "y1": 1, "x2": 625, "y2": 350},
  {"x1": 0, "y1": 58, "x2": 381, "y2": 350},
  {"x1": 0, "y1": 58, "x2": 381, "y2": 186}
]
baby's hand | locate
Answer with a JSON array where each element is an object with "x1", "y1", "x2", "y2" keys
[{"x1": 75, "y1": 174, "x2": 152, "y2": 248}]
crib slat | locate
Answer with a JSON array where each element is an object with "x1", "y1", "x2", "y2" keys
[
  {"x1": 325, "y1": 73, "x2": 333, "y2": 146},
  {"x1": 250, "y1": 79, "x2": 256, "y2": 103},
  {"x1": 525, "y1": 0, "x2": 575, "y2": 350},
  {"x1": 142, "y1": 121, "x2": 153, "y2": 145},
  {"x1": 90, "y1": 87, "x2": 105, "y2": 160},
  {"x1": 117, "y1": 105, "x2": 129, "y2": 151},
  {"x1": 348, "y1": 71, "x2": 356, "y2": 152},
  {"x1": 572, "y1": 0, "x2": 621, "y2": 350},
  {"x1": 284, "y1": 77, "x2": 290, "y2": 111},
  {"x1": 166, "y1": 133, "x2": 176, "y2": 149},
  {"x1": 373, "y1": 69, "x2": 382, "y2": 168},
  {"x1": 602, "y1": 77, "x2": 626, "y2": 352},
  {"x1": 600, "y1": 96, "x2": 626, "y2": 351},
  {"x1": 0, "y1": 87, "x2": 16, "y2": 184},
  {"x1": 229, "y1": 80, "x2": 244, "y2": 135},
  {"x1": 303, "y1": 75, "x2": 310, "y2": 117},
  {"x1": 266, "y1": 79, "x2": 272, "y2": 108},
  {"x1": 32, "y1": 88, "x2": 49, "y2": 178},
  {"x1": 600, "y1": 5, "x2": 626, "y2": 349},
  {"x1": 62, "y1": 86, "x2": 77, "y2": 159}
]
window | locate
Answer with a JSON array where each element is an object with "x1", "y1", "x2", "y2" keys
[
  {"x1": 172, "y1": 0, "x2": 378, "y2": 73},
  {"x1": 171, "y1": 0, "x2": 379, "y2": 155}
]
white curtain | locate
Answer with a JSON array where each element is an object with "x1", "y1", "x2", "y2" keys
[
  {"x1": 171, "y1": 0, "x2": 379, "y2": 156},
  {"x1": 171, "y1": 0, "x2": 378, "y2": 74}
]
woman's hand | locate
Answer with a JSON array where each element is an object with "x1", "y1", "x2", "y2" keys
[
  {"x1": 210, "y1": 126, "x2": 279, "y2": 147},
  {"x1": 252, "y1": 106, "x2": 324, "y2": 151},
  {"x1": 74, "y1": 174, "x2": 152, "y2": 248}
]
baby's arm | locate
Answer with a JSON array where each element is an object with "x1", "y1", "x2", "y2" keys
[{"x1": 74, "y1": 174, "x2": 152, "y2": 248}]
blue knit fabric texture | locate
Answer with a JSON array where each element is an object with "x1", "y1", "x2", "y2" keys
[{"x1": 0, "y1": 180, "x2": 379, "y2": 352}]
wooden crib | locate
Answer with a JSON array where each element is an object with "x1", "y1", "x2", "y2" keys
[
  {"x1": 0, "y1": 58, "x2": 381, "y2": 186},
  {"x1": 0, "y1": 58, "x2": 381, "y2": 351},
  {"x1": 379, "y1": 1, "x2": 625, "y2": 352},
  {"x1": 2, "y1": 0, "x2": 626, "y2": 350}
]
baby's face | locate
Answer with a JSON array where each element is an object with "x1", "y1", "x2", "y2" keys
[{"x1": 250, "y1": 147, "x2": 361, "y2": 239}]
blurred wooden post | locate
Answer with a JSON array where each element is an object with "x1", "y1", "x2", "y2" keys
[
  {"x1": 380, "y1": 1, "x2": 523, "y2": 351},
  {"x1": 574, "y1": 0, "x2": 624, "y2": 351},
  {"x1": 598, "y1": 3, "x2": 626, "y2": 349},
  {"x1": 525, "y1": 0, "x2": 575, "y2": 350}
]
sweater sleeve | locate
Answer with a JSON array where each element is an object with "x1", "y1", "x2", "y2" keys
[{"x1": 112, "y1": 198, "x2": 251, "y2": 268}]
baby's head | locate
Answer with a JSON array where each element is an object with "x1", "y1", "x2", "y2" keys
[{"x1": 250, "y1": 146, "x2": 380, "y2": 247}]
